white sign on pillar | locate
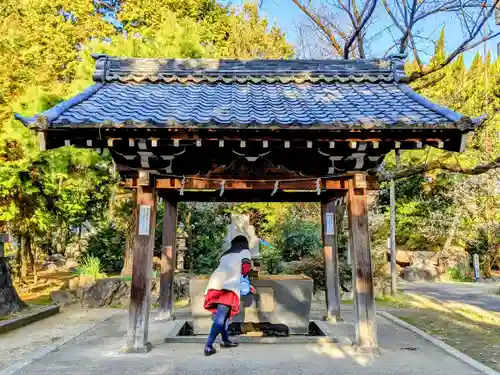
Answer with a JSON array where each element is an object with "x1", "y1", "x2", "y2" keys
[
  {"x1": 473, "y1": 254, "x2": 480, "y2": 281},
  {"x1": 325, "y1": 213, "x2": 334, "y2": 235},
  {"x1": 138, "y1": 205, "x2": 152, "y2": 235}
]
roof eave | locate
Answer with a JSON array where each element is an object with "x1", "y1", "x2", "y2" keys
[
  {"x1": 41, "y1": 121, "x2": 465, "y2": 131},
  {"x1": 471, "y1": 114, "x2": 488, "y2": 128},
  {"x1": 397, "y1": 84, "x2": 463, "y2": 123},
  {"x1": 14, "y1": 83, "x2": 104, "y2": 129},
  {"x1": 14, "y1": 113, "x2": 36, "y2": 126}
]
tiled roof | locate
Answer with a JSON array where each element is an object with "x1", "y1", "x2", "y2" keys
[
  {"x1": 90, "y1": 54, "x2": 403, "y2": 84},
  {"x1": 16, "y1": 55, "x2": 475, "y2": 130}
]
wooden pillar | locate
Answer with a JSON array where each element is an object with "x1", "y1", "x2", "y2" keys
[
  {"x1": 347, "y1": 175, "x2": 377, "y2": 348},
  {"x1": 389, "y1": 179, "x2": 397, "y2": 296},
  {"x1": 157, "y1": 198, "x2": 178, "y2": 320},
  {"x1": 124, "y1": 184, "x2": 157, "y2": 353},
  {"x1": 321, "y1": 199, "x2": 341, "y2": 322}
]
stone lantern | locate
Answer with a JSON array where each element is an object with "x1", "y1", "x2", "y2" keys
[{"x1": 176, "y1": 223, "x2": 188, "y2": 271}]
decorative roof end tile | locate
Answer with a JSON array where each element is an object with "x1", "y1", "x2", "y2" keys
[{"x1": 92, "y1": 54, "x2": 109, "y2": 82}]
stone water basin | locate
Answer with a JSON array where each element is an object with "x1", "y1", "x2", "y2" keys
[{"x1": 190, "y1": 274, "x2": 314, "y2": 335}]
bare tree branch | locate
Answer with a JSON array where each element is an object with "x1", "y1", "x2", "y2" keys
[
  {"x1": 377, "y1": 156, "x2": 500, "y2": 182},
  {"x1": 290, "y1": 0, "x2": 500, "y2": 82},
  {"x1": 291, "y1": 0, "x2": 344, "y2": 56},
  {"x1": 343, "y1": 0, "x2": 377, "y2": 58},
  {"x1": 409, "y1": 27, "x2": 500, "y2": 81}
]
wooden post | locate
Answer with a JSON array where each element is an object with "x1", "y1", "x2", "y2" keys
[
  {"x1": 124, "y1": 184, "x2": 157, "y2": 353},
  {"x1": 121, "y1": 189, "x2": 137, "y2": 278},
  {"x1": 321, "y1": 199, "x2": 341, "y2": 322},
  {"x1": 390, "y1": 150, "x2": 401, "y2": 296},
  {"x1": 347, "y1": 175, "x2": 377, "y2": 348},
  {"x1": 389, "y1": 179, "x2": 397, "y2": 296},
  {"x1": 157, "y1": 198, "x2": 178, "y2": 320}
]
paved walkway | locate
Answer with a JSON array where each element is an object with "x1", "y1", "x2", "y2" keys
[
  {"x1": 400, "y1": 281, "x2": 500, "y2": 312},
  {"x1": 0, "y1": 306, "x2": 117, "y2": 371},
  {"x1": 0, "y1": 307, "x2": 484, "y2": 375}
]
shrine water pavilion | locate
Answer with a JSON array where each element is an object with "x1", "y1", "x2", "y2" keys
[{"x1": 16, "y1": 54, "x2": 479, "y2": 352}]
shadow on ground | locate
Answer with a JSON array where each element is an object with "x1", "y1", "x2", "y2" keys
[
  {"x1": 388, "y1": 293, "x2": 500, "y2": 372},
  {"x1": 2, "y1": 306, "x2": 484, "y2": 375}
]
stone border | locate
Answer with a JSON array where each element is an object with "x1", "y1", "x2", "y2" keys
[
  {"x1": 164, "y1": 320, "x2": 338, "y2": 345},
  {"x1": 0, "y1": 305, "x2": 60, "y2": 335},
  {"x1": 0, "y1": 311, "x2": 119, "y2": 375},
  {"x1": 379, "y1": 311, "x2": 499, "y2": 375}
]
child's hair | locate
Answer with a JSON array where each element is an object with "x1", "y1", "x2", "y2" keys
[{"x1": 231, "y1": 235, "x2": 249, "y2": 250}]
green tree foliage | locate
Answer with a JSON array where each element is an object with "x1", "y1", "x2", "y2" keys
[
  {"x1": 0, "y1": 146, "x2": 115, "y2": 279},
  {"x1": 0, "y1": 0, "x2": 293, "y2": 287},
  {"x1": 382, "y1": 29, "x2": 500, "y2": 275},
  {"x1": 276, "y1": 216, "x2": 322, "y2": 262},
  {"x1": 178, "y1": 203, "x2": 231, "y2": 274},
  {"x1": 86, "y1": 223, "x2": 126, "y2": 272},
  {"x1": 117, "y1": 1, "x2": 294, "y2": 59},
  {"x1": 0, "y1": 0, "x2": 114, "y2": 103}
]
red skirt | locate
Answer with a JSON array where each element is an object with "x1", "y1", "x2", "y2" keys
[{"x1": 204, "y1": 289, "x2": 240, "y2": 317}]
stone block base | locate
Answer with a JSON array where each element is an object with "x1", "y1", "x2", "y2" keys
[{"x1": 190, "y1": 275, "x2": 313, "y2": 335}]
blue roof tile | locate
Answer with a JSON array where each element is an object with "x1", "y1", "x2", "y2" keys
[{"x1": 15, "y1": 55, "x2": 476, "y2": 130}]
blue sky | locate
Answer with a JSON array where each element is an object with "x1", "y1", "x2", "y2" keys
[{"x1": 225, "y1": 0, "x2": 500, "y2": 65}]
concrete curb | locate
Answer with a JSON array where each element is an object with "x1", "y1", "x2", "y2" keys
[
  {"x1": 0, "y1": 310, "x2": 119, "y2": 375},
  {"x1": 0, "y1": 305, "x2": 60, "y2": 334},
  {"x1": 379, "y1": 311, "x2": 499, "y2": 375}
]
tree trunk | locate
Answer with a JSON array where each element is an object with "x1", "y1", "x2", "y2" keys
[
  {"x1": 15, "y1": 238, "x2": 22, "y2": 282},
  {"x1": 20, "y1": 236, "x2": 29, "y2": 282},
  {"x1": 28, "y1": 239, "x2": 38, "y2": 285},
  {"x1": 442, "y1": 207, "x2": 462, "y2": 253},
  {"x1": 0, "y1": 242, "x2": 27, "y2": 316}
]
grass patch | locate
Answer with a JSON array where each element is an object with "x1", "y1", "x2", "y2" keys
[
  {"x1": 447, "y1": 266, "x2": 473, "y2": 282},
  {"x1": 340, "y1": 293, "x2": 411, "y2": 308},
  {"x1": 77, "y1": 255, "x2": 106, "y2": 279},
  {"x1": 25, "y1": 294, "x2": 53, "y2": 305},
  {"x1": 376, "y1": 293, "x2": 411, "y2": 308},
  {"x1": 390, "y1": 294, "x2": 500, "y2": 372},
  {"x1": 174, "y1": 299, "x2": 189, "y2": 308}
]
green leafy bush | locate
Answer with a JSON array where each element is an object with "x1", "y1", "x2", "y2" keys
[
  {"x1": 77, "y1": 255, "x2": 106, "y2": 279},
  {"x1": 178, "y1": 203, "x2": 231, "y2": 275},
  {"x1": 283, "y1": 252, "x2": 352, "y2": 293},
  {"x1": 448, "y1": 265, "x2": 472, "y2": 282},
  {"x1": 85, "y1": 223, "x2": 125, "y2": 272},
  {"x1": 261, "y1": 245, "x2": 284, "y2": 275},
  {"x1": 276, "y1": 217, "x2": 322, "y2": 262}
]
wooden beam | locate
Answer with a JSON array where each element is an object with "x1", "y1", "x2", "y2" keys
[
  {"x1": 321, "y1": 199, "x2": 342, "y2": 322},
  {"x1": 347, "y1": 175, "x2": 377, "y2": 348},
  {"x1": 124, "y1": 184, "x2": 157, "y2": 353},
  {"x1": 155, "y1": 178, "x2": 352, "y2": 190},
  {"x1": 159, "y1": 190, "x2": 342, "y2": 203},
  {"x1": 157, "y1": 199, "x2": 178, "y2": 321}
]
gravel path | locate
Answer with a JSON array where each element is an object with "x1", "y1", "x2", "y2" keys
[{"x1": 0, "y1": 306, "x2": 117, "y2": 371}]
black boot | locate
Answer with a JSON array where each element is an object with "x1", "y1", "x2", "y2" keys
[
  {"x1": 204, "y1": 346, "x2": 217, "y2": 356},
  {"x1": 220, "y1": 341, "x2": 239, "y2": 348}
]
